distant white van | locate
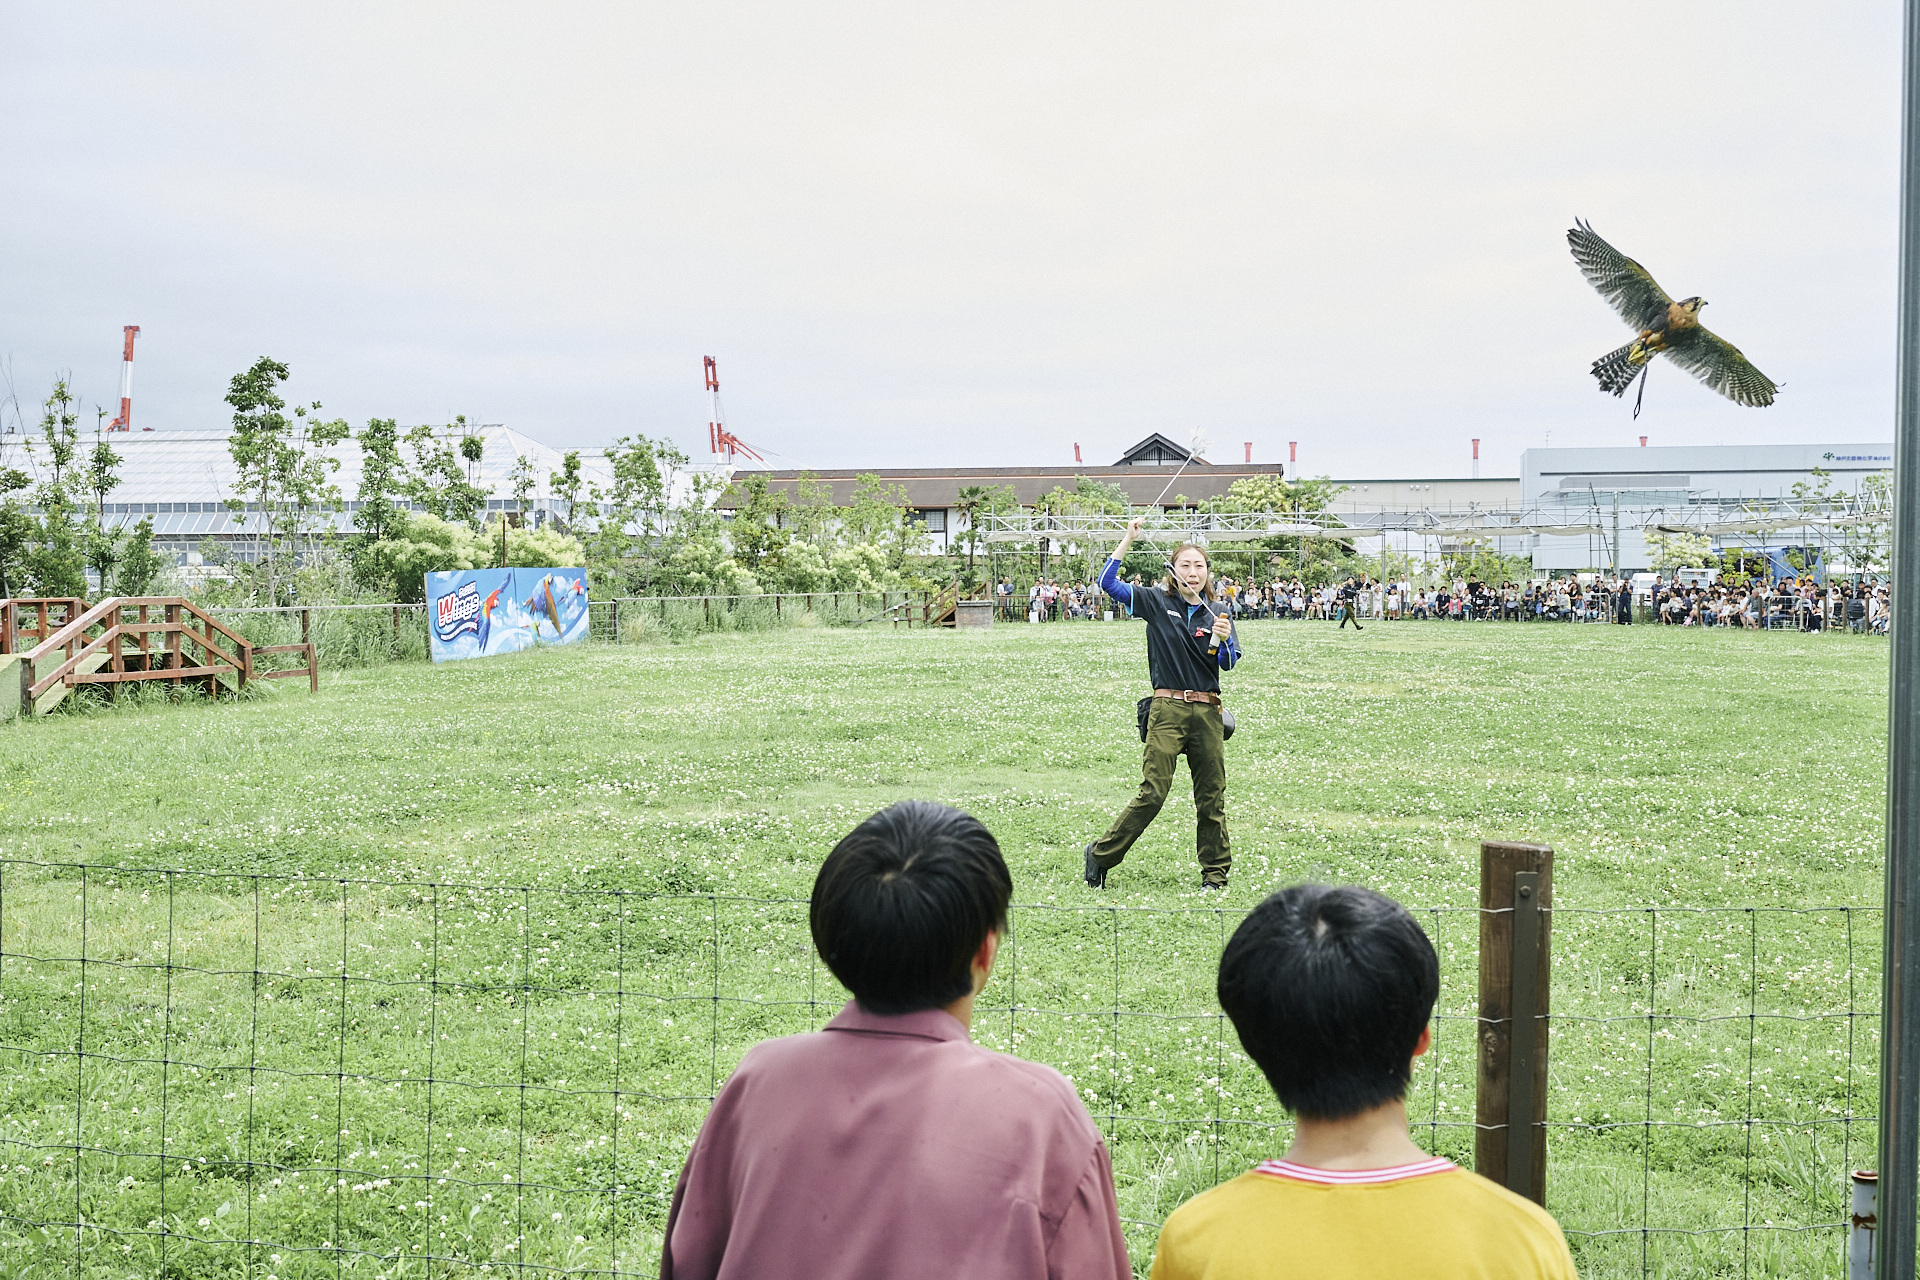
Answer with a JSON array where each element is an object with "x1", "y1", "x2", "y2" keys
[{"x1": 1676, "y1": 568, "x2": 1720, "y2": 587}]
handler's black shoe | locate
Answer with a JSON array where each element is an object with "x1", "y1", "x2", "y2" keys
[
  {"x1": 1199, "y1": 876, "x2": 1229, "y2": 892},
  {"x1": 1084, "y1": 843, "x2": 1107, "y2": 889}
]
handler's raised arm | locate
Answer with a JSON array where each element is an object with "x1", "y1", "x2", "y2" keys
[{"x1": 1098, "y1": 518, "x2": 1143, "y2": 610}]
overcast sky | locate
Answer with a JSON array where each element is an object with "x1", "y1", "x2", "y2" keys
[{"x1": 0, "y1": 3, "x2": 1900, "y2": 478}]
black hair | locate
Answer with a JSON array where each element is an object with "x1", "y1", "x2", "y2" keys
[
  {"x1": 1216, "y1": 884, "x2": 1439, "y2": 1120},
  {"x1": 810, "y1": 801, "x2": 1012, "y2": 1015}
]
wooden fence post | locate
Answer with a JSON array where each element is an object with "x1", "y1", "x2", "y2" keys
[
  {"x1": 1475, "y1": 839, "x2": 1554, "y2": 1204},
  {"x1": 611, "y1": 600, "x2": 621, "y2": 643},
  {"x1": 301, "y1": 607, "x2": 311, "y2": 646}
]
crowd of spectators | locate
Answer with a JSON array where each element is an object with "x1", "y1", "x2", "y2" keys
[{"x1": 994, "y1": 573, "x2": 1889, "y2": 633}]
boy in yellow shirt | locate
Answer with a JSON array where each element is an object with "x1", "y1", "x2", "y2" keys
[{"x1": 1149, "y1": 885, "x2": 1579, "y2": 1280}]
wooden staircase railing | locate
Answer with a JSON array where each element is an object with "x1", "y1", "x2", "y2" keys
[
  {"x1": 11, "y1": 597, "x2": 318, "y2": 716},
  {"x1": 1, "y1": 598, "x2": 86, "y2": 653},
  {"x1": 922, "y1": 583, "x2": 964, "y2": 628}
]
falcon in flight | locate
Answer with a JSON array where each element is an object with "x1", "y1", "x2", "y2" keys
[{"x1": 1567, "y1": 219, "x2": 1777, "y2": 415}]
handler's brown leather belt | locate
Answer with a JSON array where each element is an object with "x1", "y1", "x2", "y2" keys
[{"x1": 1153, "y1": 689, "x2": 1221, "y2": 706}]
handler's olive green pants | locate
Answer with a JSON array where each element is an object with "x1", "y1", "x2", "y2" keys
[{"x1": 1090, "y1": 698, "x2": 1230, "y2": 884}]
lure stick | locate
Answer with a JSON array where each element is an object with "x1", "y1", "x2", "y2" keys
[
  {"x1": 1138, "y1": 429, "x2": 1207, "y2": 629},
  {"x1": 1149, "y1": 428, "x2": 1208, "y2": 508}
]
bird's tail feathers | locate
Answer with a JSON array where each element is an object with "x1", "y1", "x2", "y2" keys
[{"x1": 1591, "y1": 341, "x2": 1647, "y2": 397}]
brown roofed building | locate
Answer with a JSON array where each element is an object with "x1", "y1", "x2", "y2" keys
[{"x1": 716, "y1": 434, "x2": 1283, "y2": 549}]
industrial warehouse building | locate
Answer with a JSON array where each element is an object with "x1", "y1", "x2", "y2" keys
[
  {"x1": 0, "y1": 421, "x2": 1887, "y2": 576},
  {"x1": 1522, "y1": 443, "x2": 1893, "y2": 572}
]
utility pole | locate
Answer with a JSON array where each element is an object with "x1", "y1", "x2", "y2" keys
[
  {"x1": 1612, "y1": 492, "x2": 1621, "y2": 577},
  {"x1": 1881, "y1": 0, "x2": 1920, "y2": 1273}
]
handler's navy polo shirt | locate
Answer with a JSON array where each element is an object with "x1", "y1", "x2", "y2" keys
[{"x1": 1098, "y1": 558, "x2": 1239, "y2": 693}]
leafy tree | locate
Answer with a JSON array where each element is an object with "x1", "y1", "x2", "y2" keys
[
  {"x1": 508, "y1": 454, "x2": 538, "y2": 521},
  {"x1": 114, "y1": 517, "x2": 167, "y2": 596},
  {"x1": 953, "y1": 485, "x2": 991, "y2": 579},
  {"x1": 1210, "y1": 472, "x2": 1351, "y2": 584},
  {"x1": 353, "y1": 418, "x2": 410, "y2": 543},
  {"x1": 1645, "y1": 529, "x2": 1712, "y2": 572},
  {"x1": 224, "y1": 359, "x2": 349, "y2": 603},
  {"x1": 404, "y1": 419, "x2": 488, "y2": 529},
  {"x1": 1439, "y1": 538, "x2": 1532, "y2": 586},
  {"x1": 479, "y1": 515, "x2": 587, "y2": 569},
  {"x1": 584, "y1": 435, "x2": 690, "y2": 593},
  {"x1": 726, "y1": 474, "x2": 790, "y2": 570},
  {"x1": 80, "y1": 431, "x2": 126, "y2": 592},
  {"x1": 26, "y1": 379, "x2": 86, "y2": 598},
  {"x1": 550, "y1": 450, "x2": 584, "y2": 531},
  {"x1": 1842, "y1": 472, "x2": 1891, "y2": 574},
  {"x1": 357, "y1": 513, "x2": 487, "y2": 603},
  {"x1": 359, "y1": 512, "x2": 589, "y2": 603},
  {"x1": 84, "y1": 434, "x2": 122, "y2": 529},
  {"x1": 83, "y1": 524, "x2": 121, "y2": 595},
  {"x1": 0, "y1": 468, "x2": 35, "y2": 598},
  {"x1": 841, "y1": 473, "x2": 924, "y2": 568}
]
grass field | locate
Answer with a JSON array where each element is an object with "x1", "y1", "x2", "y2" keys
[{"x1": 0, "y1": 618, "x2": 1893, "y2": 1278}]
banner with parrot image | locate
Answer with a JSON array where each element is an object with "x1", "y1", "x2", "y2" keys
[{"x1": 426, "y1": 568, "x2": 591, "y2": 662}]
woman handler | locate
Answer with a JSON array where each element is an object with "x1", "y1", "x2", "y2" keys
[{"x1": 1085, "y1": 518, "x2": 1239, "y2": 891}]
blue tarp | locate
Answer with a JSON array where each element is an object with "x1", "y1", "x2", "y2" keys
[
  {"x1": 426, "y1": 568, "x2": 590, "y2": 662},
  {"x1": 1759, "y1": 546, "x2": 1825, "y2": 583}
]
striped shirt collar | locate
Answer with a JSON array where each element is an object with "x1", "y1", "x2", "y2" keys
[{"x1": 1254, "y1": 1157, "x2": 1456, "y2": 1186}]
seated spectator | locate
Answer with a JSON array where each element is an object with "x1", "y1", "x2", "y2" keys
[
  {"x1": 1149, "y1": 884, "x2": 1577, "y2": 1280},
  {"x1": 662, "y1": 801, "x2": 1130, "y2": 1280}
]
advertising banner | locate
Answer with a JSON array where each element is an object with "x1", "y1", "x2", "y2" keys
[{"x1": 427, "y1": 567, "x2": 591, "y2": 662}]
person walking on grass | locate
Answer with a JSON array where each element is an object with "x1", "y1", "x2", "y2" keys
[
  {"x1": 1148, "y1": 884, "x2": 1577, "y2": 1280},
  {"x1": 1085, "y1": 517, "x2": 1239, "y2": 891},
  {"x1": 1337, "y1": 577, "x2": 1363, "y2": 630}
]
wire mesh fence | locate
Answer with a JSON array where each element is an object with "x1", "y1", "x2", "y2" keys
[
  {"x1": 199, "y1": 594, "x2": 926, "y2": 672},
  {"x1": 0, "y1": 859, "x2": 1878, "y2": 1278}
]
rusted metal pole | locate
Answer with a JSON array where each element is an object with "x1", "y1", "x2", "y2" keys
[{"x1": 1859, "y1": 1170, "x2": 1882, "y2": 1280}]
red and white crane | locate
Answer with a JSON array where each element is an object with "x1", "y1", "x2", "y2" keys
[
  {"x1": 704, "y1": 356, "x2": 764, "y2": 465},
  {"x1": 107, "y1": 325, "x2": 142, "y2": 431}
]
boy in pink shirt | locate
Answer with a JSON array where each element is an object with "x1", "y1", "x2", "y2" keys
[{"x1": 661, "y1": 801, "x2": 1131, "y2": 1279}]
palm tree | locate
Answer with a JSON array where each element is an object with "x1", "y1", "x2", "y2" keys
[{"x1": 955, "y1": 485, "x2": 990, "y2": 581}]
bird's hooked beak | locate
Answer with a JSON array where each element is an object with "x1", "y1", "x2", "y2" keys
[{"x1": 1683, "y1": 296, "x2": 1706, "y2": 312}]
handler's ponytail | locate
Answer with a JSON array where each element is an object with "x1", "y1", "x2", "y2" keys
[{"x1": 1162, "y1": 543, "x2": 1218, "y2": 601}]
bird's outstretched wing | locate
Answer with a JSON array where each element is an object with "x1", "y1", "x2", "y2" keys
[
  {"x1": 1662, "y1": 327, "x2": 1779, "y2": 407},
  {"x1": 1568, "y1": 219, "x2": 1673, "y2": 330}
]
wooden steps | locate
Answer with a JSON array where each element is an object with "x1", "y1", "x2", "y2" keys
[{"x1": 11, "y1": 596, "x2": 318, "y2": 716}]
